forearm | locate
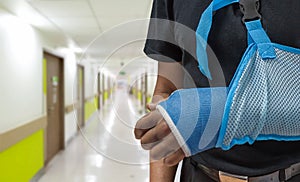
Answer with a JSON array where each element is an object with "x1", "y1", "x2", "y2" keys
[
  {"x1": 149, "y1": 62, "x2": 183, "y2": 182},
  {"x1": 153, "y1": 62, "x2": 183, "y2": 97},
  {"x1": 150, "y1": 85, "x2": 178, "y2": 182}
]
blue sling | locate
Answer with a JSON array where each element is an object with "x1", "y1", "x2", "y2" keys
[{"x1": 157, "y1": 0, "x2": 300, "y2": 156}]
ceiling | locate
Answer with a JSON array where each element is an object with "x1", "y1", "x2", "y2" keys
[
  {"x1": 0, "y1": 0, "x2": 154, "y2": 70},
  {"x1": 28, "y1": 0, "x2": 152, "y2": 52}
]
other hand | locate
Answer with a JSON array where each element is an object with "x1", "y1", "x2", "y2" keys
[{"x1": 134, "y1": 109, "x2": 185, "y2": 166}]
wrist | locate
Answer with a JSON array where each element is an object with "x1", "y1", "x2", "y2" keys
[{"x1": 150, "y1": 159, "x2": 178, "y2": 182}]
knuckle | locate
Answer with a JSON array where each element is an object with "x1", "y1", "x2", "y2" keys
[
  {"x1": 141, "y1": 140, "x2": 152, "y2": 150},
  {"x1": 134, "y1": 130, "x2": 140, "y2": 139},
  {"x1": 135, "y1": 120, "x2": 143, "y2": 130},
  {"x1": 140, "y1": 138, "x2": 146, "y2": 145},
  {"x1": 141, "y1": 143, "x2": 150, "y2": 150},
  {"x1": 160, "y1": 121, "x2": 170, "y2": 133},
  {"x1": 134, "y1": 128, "x2": 144, "y2": 139}
]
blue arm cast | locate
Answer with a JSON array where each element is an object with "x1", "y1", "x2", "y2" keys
[{"x1": 156, "y1": 87, "x2": 227, "y2": 156}]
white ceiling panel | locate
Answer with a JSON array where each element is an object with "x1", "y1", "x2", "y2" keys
[
  {"x1": 97, "y1": 17, "x2": 136, "y2": 31},
  {"x1": 90, "y1": 0, "x2": 152, "y2": 30},
  {"x1": 68, "y1": 28, "x2": 100, "y2": 37},
  {"x1": 50, "y1": 17, "x2": 100, "y2": 36},
  {"x1": 91, "y1": 0, "x2": 151, "y2": 17},
  {"x1": 73, "y1": 33, "x2": 101, "y2": 48},
  {"x1": 50, "y1": 17, "x2": 98, "y2": 27},
  {"x1": 28, "y1": 0, "x2": 93, "y2": 17}
]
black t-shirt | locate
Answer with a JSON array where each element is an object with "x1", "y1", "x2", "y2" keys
[{"x1": 144, "y1": 0, "x2": 300, "y2": 176}]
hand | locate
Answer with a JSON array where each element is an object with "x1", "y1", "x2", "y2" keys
[{"x1": 134, "y1": 109, "x2": 185, "y2": 166}]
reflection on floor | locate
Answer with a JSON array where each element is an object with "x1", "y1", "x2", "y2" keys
[{"x1": 38, "y1": 89, "x2": 181, "y2": 182}]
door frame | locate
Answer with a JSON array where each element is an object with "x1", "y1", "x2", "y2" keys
[
  {"x1": 102, "y1": 73, "x2": 105, "y2": 106},
  {"x1": 77, "y1": 65, "x2": 85, "y2": 130},
  {"x1": 143, "y1": 73, "x2": 148, "y2": 111},
  {"x1": 43, "y1": 50, "x2": 65, "y2": 164},
  {"x1": 97, "y1": 73, "x2": 101, "y2": 110}
]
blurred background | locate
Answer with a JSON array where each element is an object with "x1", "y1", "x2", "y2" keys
[{"x1": 0, "y1": 0, "x2": 180, "y2": 181}]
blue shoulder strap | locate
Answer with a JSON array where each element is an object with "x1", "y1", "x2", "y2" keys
[
  {"x1": 196, "y1": 0, "x2": 276, "y2": 80},
  {"x1": 196, "y1": 0, "x2": 239, "y2": 80},
  {"x1": 245, "y1": 20, "x2": 276, "y2": 59}
]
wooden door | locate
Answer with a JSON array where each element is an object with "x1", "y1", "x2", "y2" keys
[{"x1": 44, "y1": 52, "x2": 64, "y2": 163}]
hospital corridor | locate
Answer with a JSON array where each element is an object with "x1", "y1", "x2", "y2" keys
[{"x1": 0, "y1": 0, "x2": 185, "y2": 181}]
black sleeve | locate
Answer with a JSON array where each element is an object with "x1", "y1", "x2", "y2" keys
[{"x1": 144, "y1": 0, "x2": 183, "y2": 62}]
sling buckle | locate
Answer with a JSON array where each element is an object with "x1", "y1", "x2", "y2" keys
[{"x1": 239, "y1": 0, "x2": 261, "y2": 23}]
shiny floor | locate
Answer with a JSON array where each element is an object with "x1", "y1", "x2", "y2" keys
[{"x1": 38, "y1": 89, "x2": 181, "y2": 182}]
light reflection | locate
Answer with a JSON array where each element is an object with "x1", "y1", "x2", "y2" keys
[
  {"x1": 103, "y1": 102, "x2": 116, "y2": 133},
  {"x1": 89, "y1": 154, "x2": 104, "y2": 168},
  {"x1": 85, "y1": 175, "x2": 97, "y2": 182}
]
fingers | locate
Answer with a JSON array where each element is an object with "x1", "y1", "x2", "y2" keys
[
  {"x1": 135, "y1": 109, "x2": 184, "y2": 167},
  {"x1": 140, "y1": 120, "x2": 171, "y2": 150},
  {"x1": 150, "y1": 134, "x2": 184, "y2": 166},
  {"x1": 150, "y1": 132, "x2": 181, "y2": 161},
  {"x1": 134, "y1": 110, "x2": 163, "y2": 139},
  {"x1": 163, "y1": 149, "x2": 185, "y2": 166}
]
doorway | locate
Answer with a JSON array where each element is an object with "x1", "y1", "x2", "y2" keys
[
  {"x1": 44, "y1": 51, "x2": 64, "y2": 164},
  {"x1": 102, "y1": 74, "x2": 105, "y2": 106},
  {"x1": 98, "y1": 73, "x2": 101, "y2": 110},
  {"x1": 77, "y1": 65, "x2": 85, "y2": 129}
]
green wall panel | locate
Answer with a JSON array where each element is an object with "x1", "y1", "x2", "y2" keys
[
  {"x1": 147, "y1": 95, "x2": 152, "y2": 104},
  {"x1": 104, "y1": 91, "x2": 108, "y2": 101},
  {"x1": 84, "y1": 98, "x2": 97, "y2": 122},
  {"x1": 95, "y1": 97, "x2": 99, "y2": 110},
  {"x1": 0, "y1": 130, "x2": 44, "y2": 182},
  {"x1": 137, "y1": 91, "x2": 142, "y2": 102}
]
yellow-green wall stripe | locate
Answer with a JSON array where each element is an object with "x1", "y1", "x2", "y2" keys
[
  {"x1": 104, "y1": 91, "x2": 108, "y2": 101},
  {"x1": 147, "y1": 95, "x2": 152, "y2": 104},
  {"x1": 138, "y1": 91, "x2": 142, "y2": 102},
  {"x1": 95, "y1": 96, "x2": 99, "y2": 110},
  {"x1": 132, "y1": 88, "x2": 136, "y2": 96},
  {"x1": 84, "y1": 97, "x2": 98, "y2": 122},
  {"x1": 0, "y1": 130, "x2": 44, "y2": 182}
]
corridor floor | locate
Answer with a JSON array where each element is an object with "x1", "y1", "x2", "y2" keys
[
  {"x1": 38, "y1": 89, "x2": 181, "y2": 182},
  {"x1": 38, "y1": 89, "x2": 149, "y2": 182}
]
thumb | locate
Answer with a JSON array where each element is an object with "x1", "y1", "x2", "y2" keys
[
  {"x1": 147, "y1": 94, "x2": 168, "y2": 111},
  {"x1": 146, "y1": 103, "x2": 157, "y2": 111}
]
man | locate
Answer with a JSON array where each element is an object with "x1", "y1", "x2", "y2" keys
[{"x1": 135, "y1": 0, "x2": 300, "y2": 181}]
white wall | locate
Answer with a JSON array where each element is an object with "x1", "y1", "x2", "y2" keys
[
  {"x1": 146, "y1": 60, "x2": 158, "y2": 98},
  {"x1": 61, "y1": 50, "x2": 78, "y2": 144},
  {"x1": 81, "y1": 60, "x2": 98, "y2": 98},
  {"x1": 56, "y1": 50, "x2": 77, "y2": 106},
  {"x1": 0, "y1": 9, "x2": 43, "y2": 132},
  {"x1": 0, "y1": 8, "x2": 79, "y2": 144},
  {"x1": 64, "y1": 112, "x2": 77, "y2": 145}
]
